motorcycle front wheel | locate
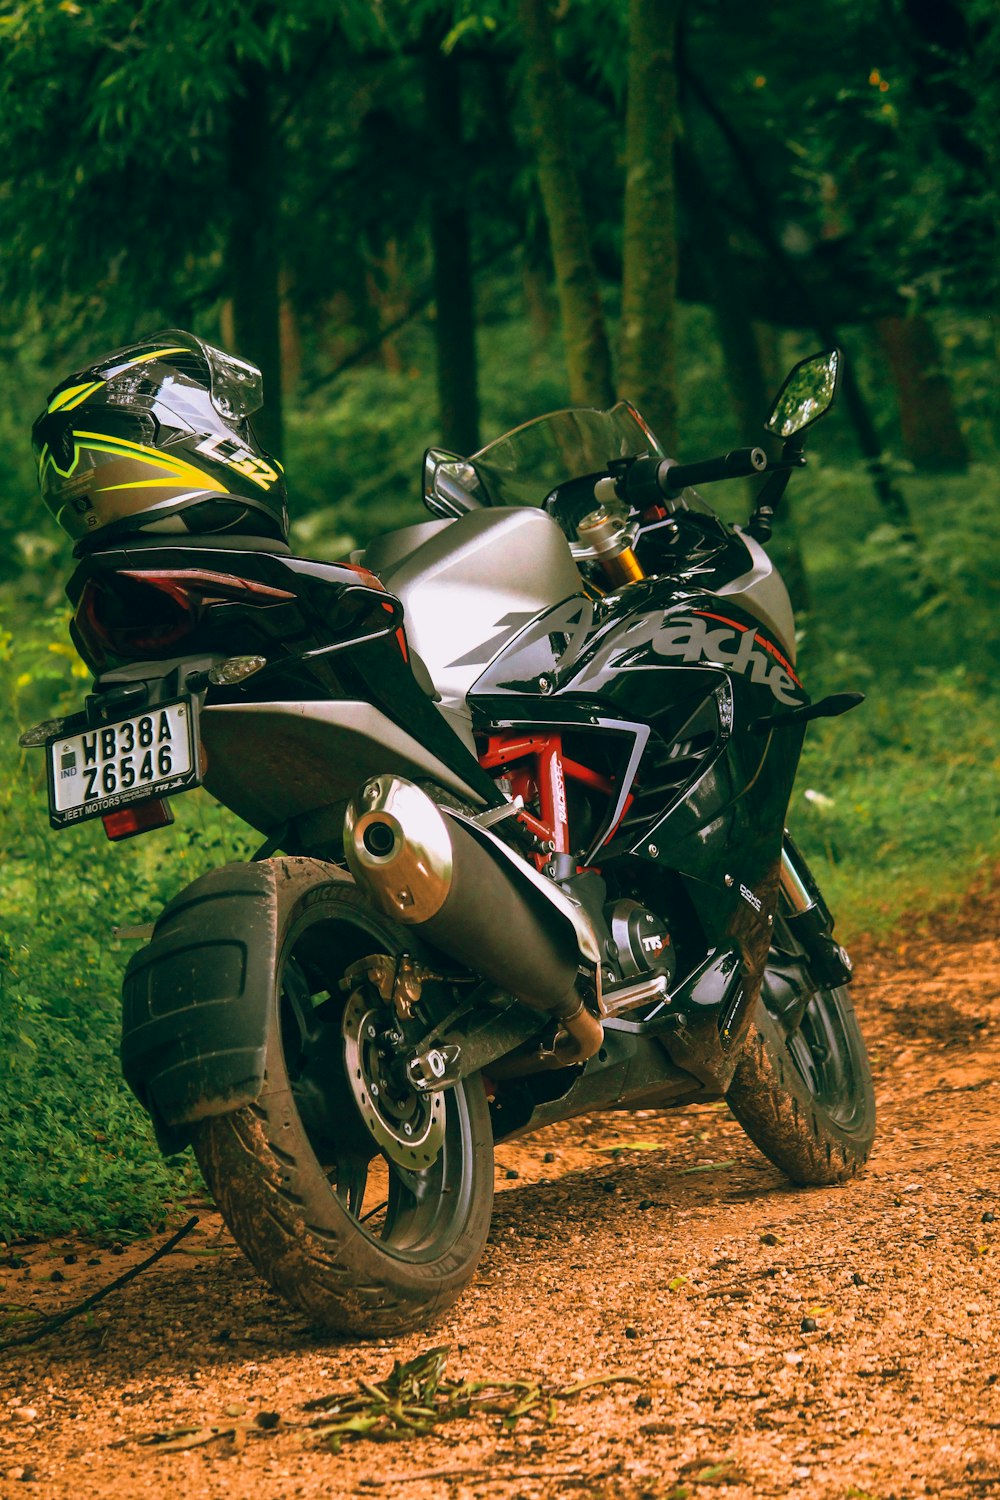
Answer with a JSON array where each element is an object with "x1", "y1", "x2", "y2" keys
[
  {"x1": 726, "y1": 927, "x2": 876, "y2": 1186},
  {"x1": 193, "y1": 859, "x2": 494, "y2": 1337}
]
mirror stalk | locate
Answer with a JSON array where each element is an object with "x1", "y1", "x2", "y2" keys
[{"x1": 746, "y1": 440, "x2": 807, "y2": 543}]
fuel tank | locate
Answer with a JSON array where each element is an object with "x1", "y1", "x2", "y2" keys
[{"x1": 361, "y1": 508, "x2": 584, "y2": 711}]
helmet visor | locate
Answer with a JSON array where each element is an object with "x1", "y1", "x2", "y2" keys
[
  {"x1": 131, "y1": 329, "x2": 264, "y2": 420},
  {"x1": 199, "y1": 338, "x2": 264, "y2": 420}
]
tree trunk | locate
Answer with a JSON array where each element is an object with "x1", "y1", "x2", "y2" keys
[
  {"x1": 424, "y1": 43, "x2": 481, "y2": 455},
  {"x1": 680, "y1": 61, "x2": 935, "y2": 580},
  {"x1": 619, "y1": 0, "x2": 682, "y2": 450},
  {"x1": 516, "y1": 0, "x2": 614, "y2": 408},
  {"x1": 227, "y1": 60, "x2": 283, "y2": 460},
  {"x1": 876, "y1": 313, "x2": 970, "y2": 471}
]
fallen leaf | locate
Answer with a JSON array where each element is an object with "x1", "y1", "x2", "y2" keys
[{"x1": 596, "y1": 1142, "x2": 665, "y2": 1153}]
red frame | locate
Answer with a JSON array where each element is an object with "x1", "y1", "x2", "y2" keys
[{"x1": 478, "y1": 733, "x2": 616, "y2": 866}]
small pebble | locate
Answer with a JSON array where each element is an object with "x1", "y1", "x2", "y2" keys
[
  {"x1": 255, "y1": 1411, "x2": 281, "y2": 1430},
  {"x1": 783, "y1": 1351, "x2": 803, "y2": 1367},
  {"x1": 505, "y1": 1168, "x2": 519, "y2": 1181},
  {"x1": 792, "y1": 1466, "x2": 811, "y2": 1480},
  {"x1": 634, "y1": 1393, "x2": 652, "y2": 1411},
  {"x1": 87, "y1": 1257, "x2": 102, "y2": 1267},
  {"x1": 800, "y1": 1316, "x2": 817, "y2": 1333},
  {"x1": 17, "y1": 1467, "x2": 36, "y2": 1483},
  {"x1": 49, "y1": 1270, "x2": 65, "y2": 1284},
  {"x1": 110, "y1": 1243, "x2": 125, "y2": 1256},
  {"x1": 5, "y1": 1257, "x2": 26, "y2": 1270},
  {"x1": 759, "y1": 1232, "x2": 779, "y2": 1246},
  {"x1": 602, "y1": 1180, "x2": 618, "y2": 1193},
  {"x1": 851, "y1": 1272, "x2": 864, "y2": 1285},
  {"x1": 982, "y1": 1211, "x2": 995, "y2": 1224},
  {"x1": 12, "y1": 1408, "x2": 38, "y2": 1424},
  {"x1": 639, "y1": 1199, "x2": 654, "y2": 1211},
  {"x1": 6, "y1": 1470, "x2": 25, "y2": 1483},
  {"x1": 624, "y1": 1326, "x2": 639, "y2": 1340},
  {"x1": 543, "y1": 1152, "x2": 556, "y2": 1164},
  {"x1": 62, "y1": 1254, "x2": 78, "y2": 1266}
]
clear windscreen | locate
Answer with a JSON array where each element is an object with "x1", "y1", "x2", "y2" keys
[{"x1": 448, "y1": 402, "x2": 664, "y2": 508}]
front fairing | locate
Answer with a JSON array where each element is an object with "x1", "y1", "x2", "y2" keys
[{"x1": 469, "y1": 558, "x2": 809, "y2": 953}]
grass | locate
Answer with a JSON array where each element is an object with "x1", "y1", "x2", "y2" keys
[
  {"x1": 0, "y1": 614, "x2": 257, "y2": 1241},
  {"x1": 784, "y1": 459, "x2": 999, "y2": 937}
]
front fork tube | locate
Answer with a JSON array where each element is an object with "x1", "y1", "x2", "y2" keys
[{"x1": 779, "y1": 833, "x2": 853, "y2": 988}]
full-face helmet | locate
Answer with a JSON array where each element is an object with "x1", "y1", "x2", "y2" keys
[{"x1": 32, "y1": 329, "x2": 288, "y2": 546}]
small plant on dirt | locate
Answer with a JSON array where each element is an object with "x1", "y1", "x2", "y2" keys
[
  {"x1": 303, "y1": 1346, "x2": 642, "y2": 1452},
  {"x1": 131, "y1": 1346, "x2": 642, "y2": 1456}
]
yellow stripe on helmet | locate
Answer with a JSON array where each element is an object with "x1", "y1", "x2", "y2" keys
[
  {"x1": 48, "y1": 380, "x2": 105, "y2": 414},
  {"x1": 104, "y1": 345, "x2": 190, "y2": 376},
  {"x1": 43, "y1": 432, "x2": 226, "y2": 495}
]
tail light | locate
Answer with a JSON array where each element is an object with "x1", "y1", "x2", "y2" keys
[
  {"x1": 102, "y1": 799, "x2": 175, "y2": 841},
  {"x1": 72, "y1": 569, "x2": 295, "y2": 671}
]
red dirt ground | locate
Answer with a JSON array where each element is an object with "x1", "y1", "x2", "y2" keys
[{"x1": 1, "y1": 897, "x2": 997, "y2": 1499}]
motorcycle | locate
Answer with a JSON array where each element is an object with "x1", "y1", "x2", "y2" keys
[{"x1": 22, "y1": 345, "x2": 874, "y2": 1335}]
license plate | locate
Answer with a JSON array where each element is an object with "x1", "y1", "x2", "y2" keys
[{"x1": 46, "y1": 698, "x2": 201, "y2": 828}]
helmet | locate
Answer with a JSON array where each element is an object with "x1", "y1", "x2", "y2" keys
[{"x1": 32, "y1": 329, "x2": 288, "y2": 546}]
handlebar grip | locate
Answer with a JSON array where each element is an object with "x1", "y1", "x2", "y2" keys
[{"x1": 658, "y1": 446, "x2": 767, "y2": 496}]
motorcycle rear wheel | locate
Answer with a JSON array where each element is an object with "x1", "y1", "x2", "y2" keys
[
  {"x1": 726, "y1": 947, "x2": 875, "y2": 1186},
  {"x1": 193, "y1": 859, "x2": 494, "y2": 1337}
]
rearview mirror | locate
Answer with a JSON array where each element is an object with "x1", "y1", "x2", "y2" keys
[
  {"x1": 765, "y1": 349, "x2": 841, "y2": 439},
  {"x1": 422, "y1": 448, "x2": 483, "y2": 519}
]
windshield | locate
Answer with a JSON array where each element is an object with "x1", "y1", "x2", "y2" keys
[{"x1": 442, "y1": 403, "x2": 664, "y2": 508}]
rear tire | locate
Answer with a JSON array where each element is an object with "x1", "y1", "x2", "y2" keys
[
  {"x1": 727, "y1": 954, "x2": 875, "y2": 1186},
  {"x1": 193, "y1": 858, "x2": 494, "y2": 1337}
]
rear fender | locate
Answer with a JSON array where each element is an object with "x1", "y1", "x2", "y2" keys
[{"x1": 121, "y1": 861, "x2": 280, "y2": 1151}]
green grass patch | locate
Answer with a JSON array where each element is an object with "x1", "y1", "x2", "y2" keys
[
  {"x1": 0, "y1": 611, "x2": 256, "y2": 1241},
  {"x1": 786, "y1": 460, "x2": 1000, "y2": 937}
]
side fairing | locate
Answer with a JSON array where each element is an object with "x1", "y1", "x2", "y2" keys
[{"x1": 470, "y1": 582, "x2": 809, "y2": 925}]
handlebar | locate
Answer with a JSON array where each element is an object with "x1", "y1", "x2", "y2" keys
[
  {"x1": 657, "y1": 446, "x2": 768, "y2": 495},
  {"x1": 622, "y1": 447, "x2": 768, "y2": 508}
]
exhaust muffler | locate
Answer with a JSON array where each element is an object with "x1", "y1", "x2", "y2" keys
[{"x1": 343, "y1": 776, "x2": 603, "y2": 1067}]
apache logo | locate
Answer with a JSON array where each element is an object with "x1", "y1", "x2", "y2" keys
[
  {"x1": 592, "y1": 608, "x2": 803, "y2": 706},
  {"x1": 650, "y1": 610, "x2": 803, "y2": 706}
]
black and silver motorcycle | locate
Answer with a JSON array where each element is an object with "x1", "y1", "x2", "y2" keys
[{"x1": 24, "y1": 344, "x2": 874, "y2": 1334}]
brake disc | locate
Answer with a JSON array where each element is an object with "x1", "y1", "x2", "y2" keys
[{"x1": 342, "y1": 987, "x2": 446, "y2": 1171}]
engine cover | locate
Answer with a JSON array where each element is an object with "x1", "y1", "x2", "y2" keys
[{"x1": 606, "y1": 899, "x2": 674, "y2": 983}]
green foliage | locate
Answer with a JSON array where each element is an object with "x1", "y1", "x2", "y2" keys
[{"x1": 786, "y1": 462, "x2": 1000, "y2": 935}]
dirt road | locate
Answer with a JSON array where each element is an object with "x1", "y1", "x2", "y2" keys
[{"x1": 1, "y1": 900, "x2": 997, "y2": 1500}]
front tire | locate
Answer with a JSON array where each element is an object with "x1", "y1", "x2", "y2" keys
[
  {"x1": 727, "y1": 945, "x2": 875, "y2": 1186},
  {"x1": 193, "y1": 858, "x2": 494, "y2": 1337}
]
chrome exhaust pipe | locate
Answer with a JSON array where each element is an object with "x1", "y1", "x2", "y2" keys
[{"x1": 344, "y1": 776, "x2": 603, "y2": 1067}]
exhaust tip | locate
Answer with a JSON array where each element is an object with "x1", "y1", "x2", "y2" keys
[
  {"x1": 362, "y1": 819, "x2": 397, "y2": 859},
  {"x1": 344, "y1": 775, "x2": 454, "y2": 923}
]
